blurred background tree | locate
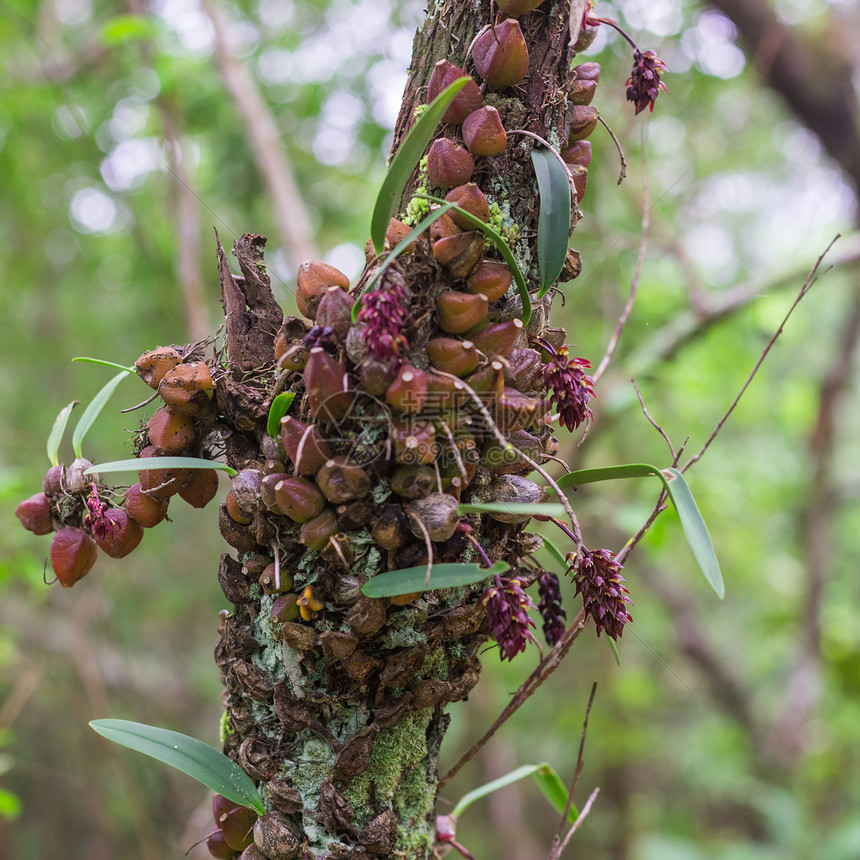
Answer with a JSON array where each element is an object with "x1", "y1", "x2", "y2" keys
[{"x1": 1, "y1": 0, "x2": 858, "y2": 858}]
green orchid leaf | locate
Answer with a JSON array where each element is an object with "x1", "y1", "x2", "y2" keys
[
  {"x1": 47, "y1": 401, "x2": 78, "y2": 467},
  {"x1": 370, "y1": 77, "x2": 469, "y2": 255},
  {"x1": 531, "y1": 147, "x2": 572, "y2": 296},
  {"x1": 554, "y1": 463, "x2": 663, "y2": 489},
  {"x1": 361, "y1": 561, "x2": 508, "y2": 598},
  {"x1": 532, "y1": 763, "x2": 579, "y2": 824},
  {"x1": 71, "y1": 371, "x2": 131, "y2": 459},
  {"x1": 352, "y1": 202, "x2": 458, "y2": 322},
  {"x1": 89, "y1": 720, "x2": 264, "y2": 814},
  {"x1": 661, "y1": 467, "x2": 724, "y2": 600},
  {"x1": 554, "y1": 463, "x2": 724, "y2": 599},
  {"x1": 267, "y1": 392, "x2": 296, "y2": 438},
  {"x1": 85, "y1": 457, "x2": 237, "y2": 478},
  {"x1": 457, "y1": 502, "x2": 568, "y2": 518},
  {"x1": 72, "y1": 357, "x2": 136, "y2": 373},
  {"x1": 414, "y1": 194, "x2": 531, "y2": 325},
  {"x1": 452, "y1": 762, "x2": 577, "y2": 824}
]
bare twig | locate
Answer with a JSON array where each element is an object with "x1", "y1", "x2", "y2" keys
[
  {"x1": 551, "y1": 787, "x2": 600, "y2": 858},
  {"x1": 201, "y1": 0, "x2": 317, "y2": 271},
  {"x1": 625, "y1": 231, "x2": 860, "y2": 374},
  {"x1": 683, "y1": 236, "x2": 839, "y2": 473},
  {"x1": 440, "y1": 419, "x2": 469, "y2": 482},
  {"x1": 593, "y1": 137, "x2": 649, "y2": 384},
  {"x1": 552, "y1": 682, "x2": 597, "y2": 849},
  {"x1": 631, "y1": 379, "x2": 676, "y2": 461},
  {"x1": 439, "y1": 609, "x2": 587, "y2": 790},
  {"x1": 598, "y1": 115, "x2": 626, "y2": 184},
  {"x1": 615, "y1": 498, "x2": 668, "y2": 567}
]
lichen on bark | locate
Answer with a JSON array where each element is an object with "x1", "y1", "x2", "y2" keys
[{"x1": 27, "y1": 1, "x2": 595, "y2": 856}]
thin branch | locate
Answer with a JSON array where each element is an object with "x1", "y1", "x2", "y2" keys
[
  {"x1": 552, "y1": 682, "x2": 597, "y2": 848},
  {"x1": 593, "y1": 136, "x2": 649, "y2": 384},
  {"x1": 438, "y1": 609, "x2": 587, "y2": 790},
  {"x1": 615, "y1": 498, "x2": 668, "y2": 567},
  {"x1": 682, "y1": 236, "x2": 839, "y2": 472},
  {"x1": 463, "y1": 529, "x2": 494, "y2": 568},
  {"x1": 624, "y1": 232, "x2": 860, "y2": 374},
  {"x1": 551, "y1": 787, "x2": 600, "y2": 859},
  {"x1": 631, "y1": 379, "x2": 676, "y2": 461},
  {"x1": 201, "y1": 0, "x2": 317, "y2": 270},
  {"x1": 598, "y1": 115, "x2": 626, "y2": 184},
  {"x1": 707, "y1": 0, "x2": 860, "y2": 196}
]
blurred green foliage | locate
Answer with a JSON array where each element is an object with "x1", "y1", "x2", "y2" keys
[{"x1": 2, "y1": 0, "x2": 859, "y2": 858}]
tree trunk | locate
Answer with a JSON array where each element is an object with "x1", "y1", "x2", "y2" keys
[{"x1": 210, "y1": 3, "x2": 584, "y2": 858}]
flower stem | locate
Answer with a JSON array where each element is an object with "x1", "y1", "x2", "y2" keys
[{"x1": 587, "y1": 16, "x2": 640, "y2": 52}]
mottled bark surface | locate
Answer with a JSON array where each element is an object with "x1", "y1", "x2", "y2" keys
[
  {"x1": 394, "y1": 2, "x2": 580, "y2": 276},
  {"x1": 208, "y1": 3, "x2": 584, "y2": 858}
]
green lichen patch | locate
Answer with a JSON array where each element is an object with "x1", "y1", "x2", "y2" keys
[
  {"x1": 394, "y1": 766, "x2": 436, "y2": 856},
  {"x1": 252, "y1": 593, "x2": 289, "y2": 681},
  {"x1": 412, "y1": 644, "x2": 449, "y2": 683},
  {"x1": 293, "y1": 735, "x2": 336, "y2": 800},
  {"x1": 378, "y1": 624, "x2": 428, "y2": 651},
  {"x1": 372, "y1": 481, "x2": 392, "y2": 506},
  {"x1": 250, "y1": 699, "x2": 279, "y2": 735},
  {"x1": 386, "y1": 603, "x2": 429, "y2": 630},
  {"x1": 343, "y1": 709, "x2": 434, "y2": 821}
]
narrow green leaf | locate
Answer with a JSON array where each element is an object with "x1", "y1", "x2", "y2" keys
[
  {"x1": 361, "y1": 561, "x2": 508, "y2": 598},
  {"x1": 553, "y1": 463, "x2": 724, "y2": 599},
  {"x1": 539, "y1": 535, "x2": 570, "y2": 571},
  {"x1": 267, "y1": 392, "x2": 296, "y2": 438},
  {"x1": 89, "y1": 719, "x2": 264, "y2": 814},
  {"x1": 72, "y1": 357, "x2": 136, "y2": 373},
  {"x1": 531, "y1": 147, "x2": 572, "y2": 295},
  {"x1": 47, "y1": 401, "x2": 78, "y2": 467},
  {"x1": 452, "y1": 764, "x2": 542, "y2": 817},
  {"x1": 662, "y1": 468, "x2": 724, "y2": 599},
  {"x1": 352, "y1": 203, "x2": 459, "y2": 323},
  {"x1": 370, "y1": 78, "x2": 469, "y2": 254},
  {"x1": 414, "y1": 194, "x2": 532, "y2": 325},
  {"x1": 532, "y1": 764, "x2": 579, "y2": 824},
  {"x1": 86, "y1": 457, "x2": 237, "y2": 478},
  {"x1": 452, "y1": 762, "x2": 577, "y2": 824},
  {"x1": 457, "y1": 502, "x2": 568, "y2": 518},
  {"x1": 72, "y1": 371, "x2": 130, "y2": 459},
  {"x1": 554, "y1": 463, "x2": 662, "y2": 490},
  {"x1": 607, "y1": 637, "x2": 621, "y2": 666}
]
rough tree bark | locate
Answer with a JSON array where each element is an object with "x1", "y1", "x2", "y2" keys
[
  {"x1": 206, "y1": 4, "x2": 589, "y2": 858},
  {"x1": 14, "y1": 2, "x2": 598, "y2": 858}
]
